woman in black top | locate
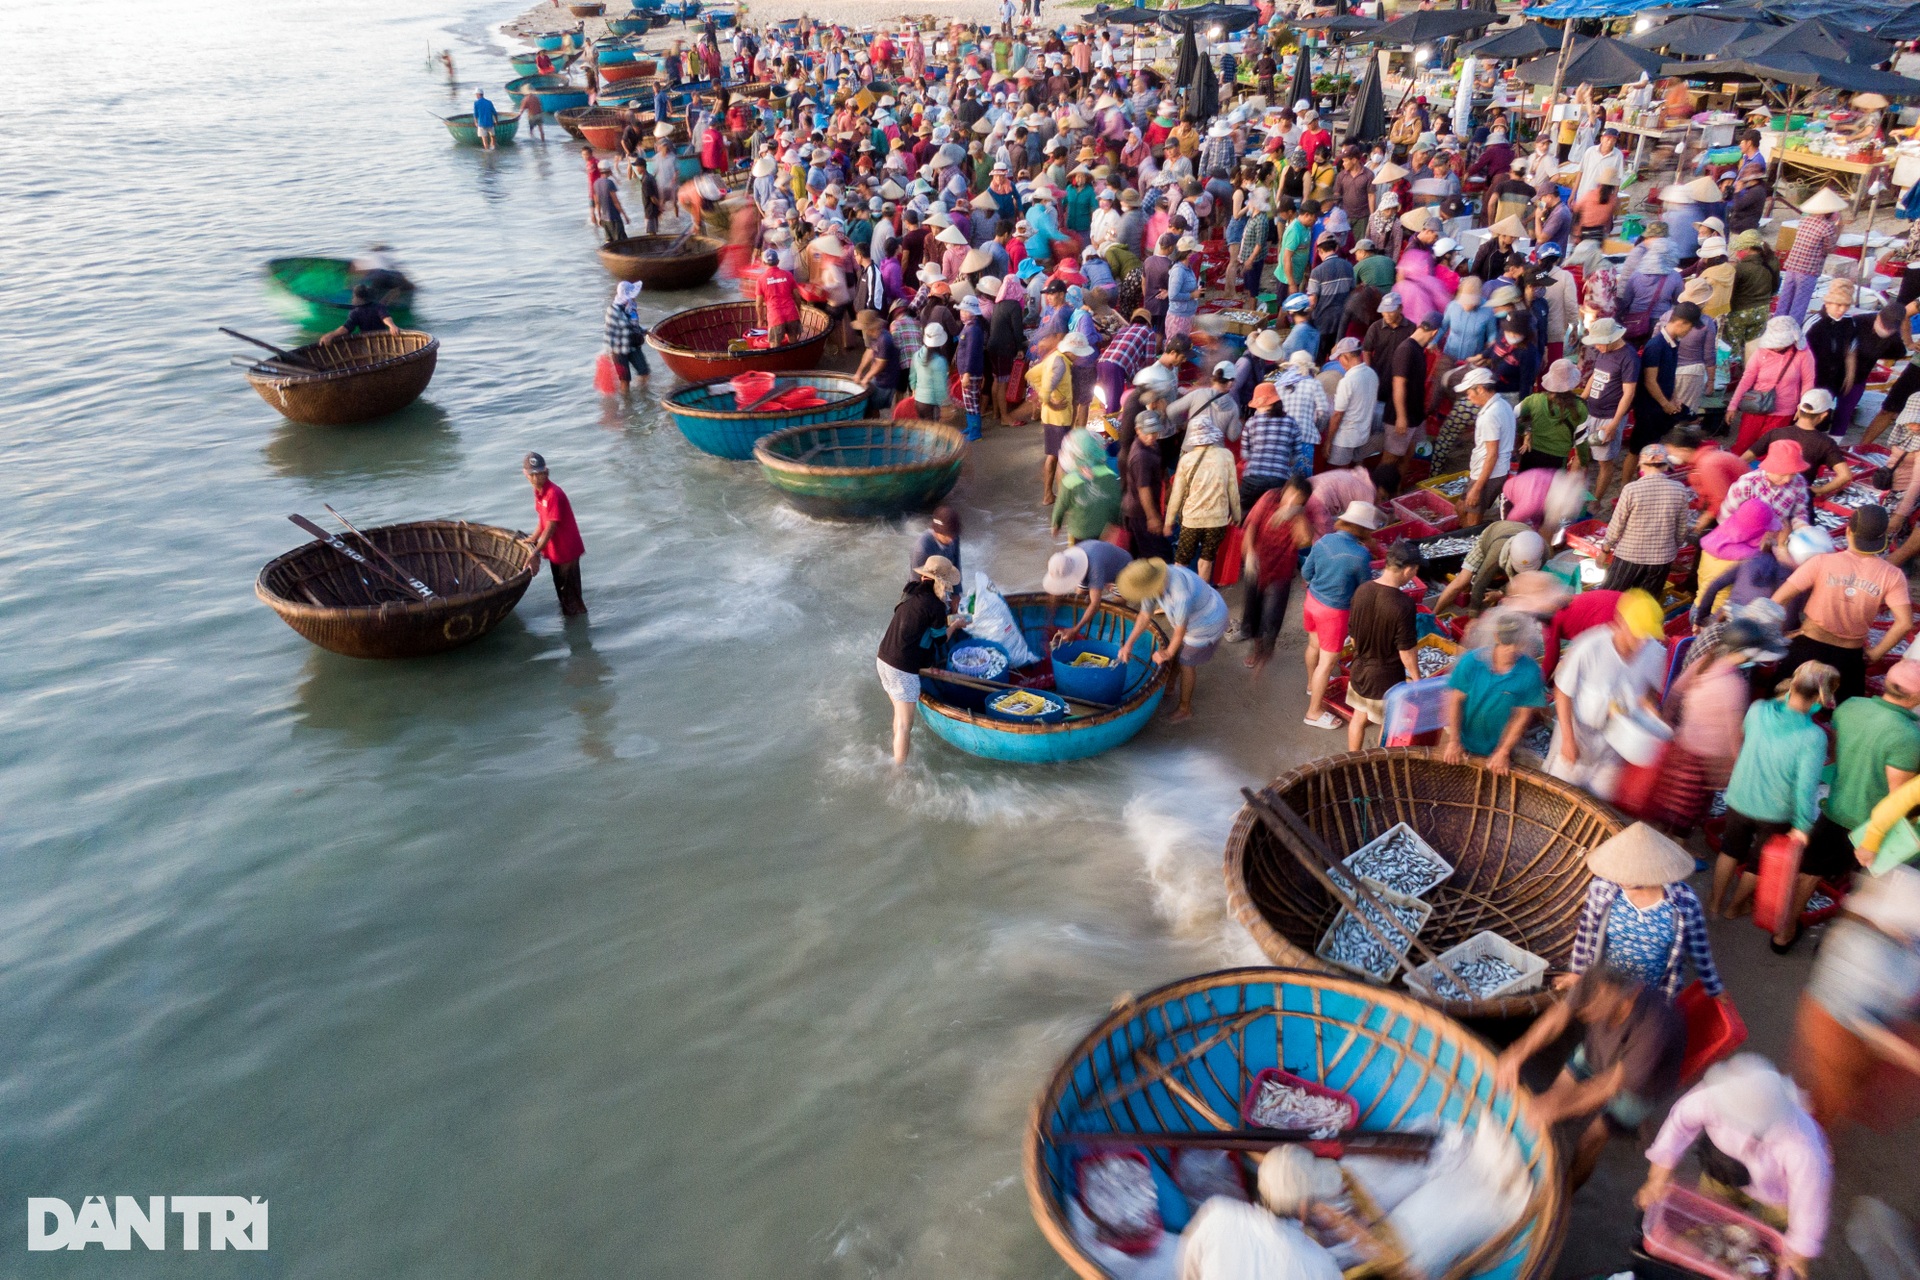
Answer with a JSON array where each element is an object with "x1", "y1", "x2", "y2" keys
[
  {"x1": 876, "y1": 557, "x2": 965, "y2": 764},
  {"x1": 320, "y1": 285, "x2": 400, "y2": 345}
]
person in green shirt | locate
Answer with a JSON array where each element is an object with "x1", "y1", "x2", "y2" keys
[
  {"x1": 1354, "y1": 239, "x2": 1397, "y2": 291},
  {"x1": 1280, "y1": 198, "x2": 1316, "y2": 295},
  {"x1": 1516, "y1": 358, "x2": 1590, "y2": 470},
  {"x1": 1443, "y1": 613, "x2": 1548, "y2": 772},
  {"x1": 1806, "y1": 660, "x2": 1920, "y2": 874},
  {"x1": 1052, "y1": 428, "x2": 1123, "y2": 542}
]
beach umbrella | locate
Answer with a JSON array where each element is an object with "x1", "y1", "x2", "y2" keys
[
  {"x1": 1343, "y1": 52, "x2": 1387, "y2": 144},
  {"x1": 1365, "y1": 8, "x2": 1499, "y2": 46},
  {"x1": 1176, "y1": 24, "x2": 1199, "y2": 85},
  {"x1": 1725, "y1": 16, "x2": 1893, "y2": 63},
  {"x1": 1295, "y1": 14, "x2": 1382, "y2": 33},
  {"x1": 1512, "y1": 36, "x2": 1666, "y2": 87},
  {"x1": 1658, "y1": 51, "x2": 1920, "y2": 96},
  {"x1": 1461, "y1": 21, "x2": 1559, "y2": 58},
  {"x1": 1285, "y1": 43, "x2": 1314, "y2": 112},
  {"x1": 1095, "y1": 4, "x2": 1166, "y2": 22},
  {"x1": 1876, "y1": 8, "x2": 1920, "y2": 41},
  {"x1": 1184, "y1": 46, "x2": 1221, "y2": 121},
  {"x1": 1158, "y1": 3, "x2": 1261, "y2": 34},
  {"x1": 1627, "y1": 14, "x2": 1771, "y2": 56}
]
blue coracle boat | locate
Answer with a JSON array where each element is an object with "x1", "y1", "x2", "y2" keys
[
  {"x1": 665, "y1": 373, "x2": 869, "y2": 460},
  {"x1": 918, "y1": 594, "x2": 1169, "y2": 763},
  {"x1": 531, "y1": 84, "x2": 592, "y2": 112},
  {"x1": 1025, "y1": 968, "x2": 1568, "y2": 1280}
]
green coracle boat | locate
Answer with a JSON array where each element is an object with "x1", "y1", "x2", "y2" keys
[
  {"x1": 442, "y1": 111, "x2": 521, "y2": 146},
  {"x1": 263, "y1": 257, "x2": 415, "y2": 328}
]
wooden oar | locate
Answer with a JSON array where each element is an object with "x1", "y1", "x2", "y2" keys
[
  {"x1": 220, "y1": 327, "x2": 310, "y2": 366},
  {"x1": 288, "y1": 515, "x2": 420, "y2": 598},
  {"x1": 919, "y1": 667, "x2": 1113, "y2": 712},
  {"x1": 1240, "y1": 788, "x2": 1474, "y2": 999},
  {"x1": 229, "y1": 355, "x2": 312, "y2": 376},
  {"x1": 1061, "y1": 1129, "x2": 1436, "y2": 1159},
  {"x1": 323, "y1": 505, "x2": 434, "y2": 600}
]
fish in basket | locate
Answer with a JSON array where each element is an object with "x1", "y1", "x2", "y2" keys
[
  {"x1": 1025, "y1": 967, "x2": 1567, "y2": 1280},
  {"x1": 1224, "y1": 747, "x2": 1621, "y2": 1021}
]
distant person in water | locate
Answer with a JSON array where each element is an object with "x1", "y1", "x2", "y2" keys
[
  {"x1": 522, "y1": 452, "x2": 588, "y2": 618},
  {"x1": 471, "y1": 87, "x2": 498, "y2": 150},
  {"x1": 319, "y1": 285, "x2": 401, "y2": 344}
]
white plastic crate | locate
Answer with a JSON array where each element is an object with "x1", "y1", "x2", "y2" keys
[
  {"x1": 1341, "y1": 823, "x2": 1454, "y2": 899},
  {"x1": 1404, "y1": 931, "x2": 1549, "y2": 1002},
  {"x1": 1317, "y1": 878, "x2": 1433, "y2": 984}
]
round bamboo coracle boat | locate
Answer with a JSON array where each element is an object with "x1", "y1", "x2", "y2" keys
[
  {"x1": 753, "y1": 418, "x2": 966, "y2": 519},
  {"x1": 1026, "y1": 967, "x2": 1567, "y2": 1280},
  {"x1": 597, "y1": 59, "x2": 653, "y2": 82},
  {"x1": 1224, "y1": 748, "x2": 1620, "y2": 1021},
  {"x1": 442, "y1": 111, "x2": 521, "y2": 145},
  {"x1": 596, "y1": 234, "x2": 723, "y2": 287},
  {"x1": 256, "y1": 520, "x2": 536, "y2": 659},
  {"x1": 645, "y1": 300, "x2": 832, "y2": 380},
  {"x1": 569, "y1": 2, "x2": 606, "y2": 14},
  {"x1": 664, "y1": 371, "x2": 869, "y2": 459},
  {"x1": 555, "y1": 105, "x2": 596, "y2": 141},
  {"x1": 241, "y1": 331, "x2": 439, "y2": 426},
  {"x1": 570, "y1": 105, "x2": 629, "y2": 149}
]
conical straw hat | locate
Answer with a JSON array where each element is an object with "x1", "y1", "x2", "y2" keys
[{"x1": 1586, "y1": 822, "x2": 1693, "y2": 887}]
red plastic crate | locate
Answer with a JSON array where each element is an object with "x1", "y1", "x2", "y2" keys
[
  {"x1": 1375, "y1": 518, "x2": 1441, "y2": 547},
  {"x1": 1323, "y1": 676, "x2": 1356, "y2": 723},
  {"x1": 1563, "y1": 517, "x2": 1608, "y2": 558},
  {"x1": 1240, "y1": 1067, "x2": 1359, "y2": 1156},
  {"x1": 1675, "y1": 980, "x2": 1747, "y2": 1086},
  {"x1": 1392, "y1": 487, "x2": 1460, "y2": 531},
  {"x1": 1642, "y1": 1185, "x2": 1789, "y2": 1280}
]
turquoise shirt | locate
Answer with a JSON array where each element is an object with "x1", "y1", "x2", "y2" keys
[
  {"x1": 1447, "y1": 648, "x2": 1547, "y2": 757},
  {"x1": 909, "y1": 350, "x2": 949, "y2": 406},
  {"x1": 1724, "y1": 698, "x2": 1827, "y2": 831}
]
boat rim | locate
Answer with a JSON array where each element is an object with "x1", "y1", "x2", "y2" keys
[
  {"x1": 753, "y1": 418, "x2": 967, "y2": 479},
  {"x1": 644, "y1": 302, "x2": 833, "y2": 362},
  {"x1": 254, "y1": 520, "x2": 534, "y2": 617},
  {"x1": 242, "y1": 332, "x2": 438, "y2": 385}
]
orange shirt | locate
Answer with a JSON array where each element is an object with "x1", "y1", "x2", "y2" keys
[{"x1": 1782, "y1": 550, "x2": 1909, "y2": 646}]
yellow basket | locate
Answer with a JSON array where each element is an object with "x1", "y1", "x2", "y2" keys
[
  {"x1": 1418, "y1": 470, "x2": 1471, "y2": 500},
  {"x1": 1413, "y1": 634, "x2": 1462, "y2": 680}
]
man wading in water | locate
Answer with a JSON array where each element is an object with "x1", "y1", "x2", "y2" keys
[{"x1": 522, "y1": 453, "x2": 588, "y2": 619}]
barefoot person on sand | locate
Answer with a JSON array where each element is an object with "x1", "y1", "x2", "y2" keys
[{"x1": 1116, "y1": 557, "x2": 1229, "y2": 724}]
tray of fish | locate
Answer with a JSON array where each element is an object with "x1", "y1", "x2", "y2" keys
[
  {"x1": 1405, "y1": 930, "x2": 1549, "y2": 1002},
  {"x1": 1415, "y1": 646, "x2": 1455, "y2": 678},
  {"x1": 1708, "y1": 790, "x2": 1727, "y2": 818},
  {"x1": 1244, "y1": 1075, "x2": 1354, "y2": 1135},
  {"x1": 1342, "y1": 822, "x2": 1454, "y2": 898},
  {"x1": 1075, "y1": 1152, "x2": 1162, "y2": 1246},
  {"x1": 1431, "y1": 477, "x2": 1472, "y2": 498},
  {"x1": 1813, "y1": 507, "x2": 1850, "y2": 532},
  {"x1": 1420, "y1": 534, "x2": 1479, "y2": 558},
  {"x1": 1519, "y1": 722, "x2": 1553, "y2": 759},
  {"x1": 1317, "y1": 877, "x2": 1433, "y2": 983},
  {"x1": 1823, "y1": 483, "x2": 1888, "y2": 510}
]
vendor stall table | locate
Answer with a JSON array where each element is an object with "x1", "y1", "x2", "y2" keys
[
  {"x1": 1775, "y1": 148, "x2": 1886, "y2": 213},
  {"x1": 1618, "y1": 120, "x2": 1686, "y2": 171}
]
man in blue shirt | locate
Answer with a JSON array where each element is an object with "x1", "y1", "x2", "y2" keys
[
  {"x1": 1301, "y1": 501, "x2": 1383, "y2": 728},
  {"x1": 471, "y1": 89, "x2": 498, "y2": 150},
  {"x1": 1444, "y1": 612, "x2": 1548, "y2": 773}
]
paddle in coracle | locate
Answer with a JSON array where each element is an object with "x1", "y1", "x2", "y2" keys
[{"x1": 288, "y1": 515, "x2": 429, "y2": 601}]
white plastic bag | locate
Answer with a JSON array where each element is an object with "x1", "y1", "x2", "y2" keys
[
  {"x1": 1386, "y1": 1124, "x2": 1531, "y2": 1280},
  {"x1": 1177, "y1": 1199, "x2": 1344, "y2": 1280},
  {"x1": 963, "y1": 573, "x2": 1040, "y2": 667}
]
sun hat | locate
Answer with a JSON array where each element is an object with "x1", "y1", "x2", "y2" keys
[
  {"x1": 1247, "y1": 328, "x2": 1285, "y2": 361},
  {"x1": 1488, "y1": 285, "x2": 1522, "y2": 308},
  {"x1": 1541, "y1": 358, "x2": 1581, "y2": 394},
  {"x1": 1211, "y1": 359, "x2": 1236, "y2": 379},
  {"x1": 921, "y1": 321, "x2": 949, "y2": 347},
  {"x1": 960, "y1": 245, "x2": 994, "y2": 273},
  {"x1": 1331, "y1": 336, "x2": 1363, "y2": 358},
  {"x1": 1457, "y1": 367, "x2": 1496, "y2": 391},
  {"x1": 1732, "y1": 229, "x2": 1766, "y2": 251},
  {"x1": 1583, "y1": 317, "x2": 1627, "y2": 345},
  {"x1": 1695, "y1": 215, "x2": 1727, "y2": 238},
  {"x1": 1287, "y1": 350, "x2": 1316, "y2": 373},
  {"x1": 1641, "y1": 443, "x2": 1672, "y2": 469},
  {"x1": 1337, "y1": 501, "x2": 1383, "y2": 530},
  {"x1": 1116, "y1": 556, "x2": 1169, "y2": 603},
  {"x1": 1399, "y1": 207, "x2": 1438, "y2": 232},
  {"x1": 1058, "y1": 331, "x2": 1095, "y2": 359},
  {"x1": 960, "y1": 295, "x2": 983, "y2": 316},
  {"x1": 1379, "y1": 190, "x2": 1401, "y2": 209},
  {"x1": 853, "y1": 309, "x2": 885, "y2": 333},
  {"x1": 936, "y1": 225, "x2": 969, "y2": 246},
  {"x1": 915, "y1": 554, "x2": 961, "y2": 590},
  {"x1": 1501, "y1": 571, "x2": 1571, "y2": 618},
  {"x1": 1759, "y1": 438, "x2": 1810, "y2": 475},
  {"x1": 521, "y1": 451, "x2": 548, "y2": 474},
  {"x1": 1698, "y1": 1054, "x2": 1806, "y2": 1138},
  {"x1": 810, "y1": 233, "x2": 846, "y2": 255},
  {"x1": 1251, "y1": 382, "x2": 1282, "y2": 409},
  {"x1": 1488, "y1": 214, "x2": 1528, "y2": 239},
  {"x1": 1587, "y1": 822, "x2": 1694, "y2": 887},
  {"x1": 1759, "y1": 315, "x2": 1801, "y2": 349},
  {"x1": 1696, "y1": 236, "x2": 1727, "y2": 261},
  {"x1": 1283, "y1": 292, "x2": 1311, "y2": 312},
  {"x1": 1431, "y1": 237, "x2": 1458, "y2": 259},
  {"x1": 1801, "y1": 187, "x2": 1848, "y2": 216},
  {"x1": 1720, "y1": 613, "x2": 1789, "y2": 665},
  {"x1": 1017, "y1": 258, "x2": 1044, "y2": 282},
  {"x1": 1504, "y1": 529, "x2": 1545, "y2": 571},
  {"x1": 751, "y1": 155, "x2": 777, "y2": 177},
  {"x1": 1120, "y1": 188, "x2": 1142, "y2": 207},
  {"x1": 1616, "y1": 589, "x2": 1667, "y2": 641}
]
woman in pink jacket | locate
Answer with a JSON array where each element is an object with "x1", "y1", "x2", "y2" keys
[{"x1": 1729, "y1": 316, "x2": 1817, "y2": 456}]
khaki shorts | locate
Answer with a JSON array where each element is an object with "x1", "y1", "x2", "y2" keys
[{"x1": 1349, "y1": 691, "x2": 1387, "y2": 721}]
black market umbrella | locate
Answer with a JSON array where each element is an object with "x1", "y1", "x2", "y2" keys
[
  {"x1": 1285, "y1": 42, "x2": 1315, "y2": 112},
  {"x1": 1365, "y1": 8, "x2": 1500, "y2": 46},
  {"x1": 1159, "y1": 3, "x2": 1262, "y2": 35},
  {"x1": 1513, "y1": 35, "x2": 1666, "y2": 88},
  {"x1": 1185, "y1": 47, "x2": 1221, "y2": 121},
  {"x1": 1095, "y1": 5, "x2": 1165, "y2": 24},
  {"x1": 1661, "y1": 51, "x2": 1920, "y2": 96},
  {"x1": 1876, "y1": 8, "x2": 1920, "y2": 41},
  {"x1": 1343, "y1": 50, "x2": 1387, "y2": 144},
  {"x1": 1461, "y1": 21, "x2": 1559, "y2": 58},
  {"x1": 1176, "y1": 25, "x2": 1199, "y2": 86},
  {"x1": 1628, "y1": 15, "x2": 1773, "y2": 56},
  {"x1": 1295, "y1": 14, "x2": 1382, "y2": 32},
  {"x1": 1468, "y1": 0, "x2": 1500, "y2": 13},
  {"x1": 1725, "y1": 16, "x2": 1894, "y2": 63}
]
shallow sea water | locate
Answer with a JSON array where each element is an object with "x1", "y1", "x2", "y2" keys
[{"x1": 0, "y1": 2, "x2": 1288, "y2": 1274}]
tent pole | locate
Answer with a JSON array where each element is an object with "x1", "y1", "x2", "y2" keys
[
  {"x1": 1543, "y1": 17, "x2": 1576, "y2": 162},
  {"x1": 1762, "y1": 81, "x2": 1794, "y2": 223}
]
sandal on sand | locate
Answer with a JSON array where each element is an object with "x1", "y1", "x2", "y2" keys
[{"x1": 1303, "y1": 712, "x2": 1340, "y2": 729}]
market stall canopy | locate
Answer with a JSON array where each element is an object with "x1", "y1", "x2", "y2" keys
[
  {"x1": 1724, "y1": 15, "x2": 1894, "y2": 62},
  {"x1": 1627, "y1": 14, "x2": 1773, "y2": 55},
  {"x1": 1461, "y1": 21, "x2": 1560, "y2": 57},
  {"x1": 1512, "y1": 35, "x2": 1668, "y2": 86},
  {"x1": 1344, "y1": 51, "x2": 1387, "y2": 143},
  {"x1": 1092, "y1": 4, "x2": 1167, "y2": 23},
  {"x1": 1295, "y1": 13, "x2": 1383, "y2": 30},
  {"x1": 1876, "y1": 7, "x2": 1920, "y2": 40},
  {"x1": 1661, "y1": 50, "x2": 1920, "y2": 95},
  {"x1": 1364, "y1": 8, "x2": 1499, "y2": 45},
  {"x1": 1158, "y1": 3, "x2": 1262, "y2": 33},
  {"x1": 1285, "y1": 43, "x2": 1315, "y2": 112}
]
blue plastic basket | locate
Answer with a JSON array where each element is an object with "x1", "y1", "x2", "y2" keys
[
  {"x1": 1050, "y1": 640, "x2": 1126, "y2": 705},
  {"x1": 948, "y1": 640, "x2": 1010, "y2": 681}
]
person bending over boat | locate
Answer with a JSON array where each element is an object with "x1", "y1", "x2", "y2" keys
[
  {"x1": 1043, "y1": 540, "x2": 1133, "y2": 644},
  {"x1": 1116, "y1": 557, "x2": 1228, "y2": 725},
  {"x1": 521, "y1": 453, "x2": 588, "y2": 619},
  {"x1": 757, "y1": 249, "x2": 802, "y2": 347},
  {"x1": 876, "y1": 556, "x2": 968, "y2": 765},
  {"x1": 319, "y1": 285, "x2": 400, "y2": 345}
]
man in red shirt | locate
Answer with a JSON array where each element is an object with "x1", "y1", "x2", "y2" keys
[
  {"x1": 757, "y1": 248, "x2": 802, "y2": 345},
  {"x1": 523, "y1": 452, "x2": 588, "y2": 618},
  {"x1": 1664, "y1": 427, "x2": 1745, "y2": 536}
]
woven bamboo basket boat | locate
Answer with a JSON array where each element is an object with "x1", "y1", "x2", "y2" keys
[
  {"x1": 556, "y1": 105, "x2": 594, "y2": 140},
  {"x1": 645, "y1": 300, "x2": 832, "y2": 380},
  {"x1": 568, "y1": 2, "x2": 606, "y2": 15},
  {"x1": 1025, "y1": 967, "x2": 1567, "y2": 1280},
  {"x1": 256, "y1": 520, "x2": 536, "y2": 659},
  {"x1": 597, "y1": 59, "x2": 652, "y2": 83},
  {"x1": 919, "y1": 594, "x2": 1169, "y2": 763},
  {"x1": 442, "y1": 111, "x2": 522, "y2": 145},
  {"x1": 664, "y1": 371, "x2": 869, "y2": 459},
  {"x1": 509, "y1": 49, "x2": 577, "y2": 76},
  {"x1": 569, "y1": 105, "x2": 628, "y2": 148},
  {"x1": 753, "y1": 418, "x2": 966, "y2": 518},
  {"x1": 605, "y1": 13, "x2": 652, "y2": 33},
  {"x1": 596, "y1": 234, "x2": 723, "y2": 287},
  {"x1": 1223, "y1": 748, "x2": 1620, "y2": 1021},
  {"x1": 241, "y1": 331, "x2": 439, "y2": 426}
]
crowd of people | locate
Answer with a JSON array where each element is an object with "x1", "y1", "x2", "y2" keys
[{"x1": 533, "y1": 5, "x2": 1920, "y2": 1263}]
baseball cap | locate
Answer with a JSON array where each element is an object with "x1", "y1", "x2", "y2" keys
[
  {"x1": 1331, "y1": 337, "x2": 1363, "y2": 357},
  {"x1": 1379, "y1": 291, "x2": 1403, "y2": 312},
  {"x1": 1798, "y1": 387, "x2": 1836, "y2": 415},
  {"x1": 1852, "y1": 504, "x2": 1891, "y2": 553},
  {"x1": 1417, "y1": 311, "x2": 1444, "y2": 332},
  {"x1": 1616, "y1": 589, "x2": 1665, "y2": 640},
  {"x1": 1505, "y1": 530, "x2": 1545, "y2": 571},
  {"x1": 1641, "y1": 443, "x2": 1671, "y2": 469},
  {"x1": 522, "y1": 451, "x2": 548, "y2": 474}
]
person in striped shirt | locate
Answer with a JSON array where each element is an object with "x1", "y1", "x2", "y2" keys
[{"x1": 1774, "y1": 187, "x2": 1846, "y2": 325}]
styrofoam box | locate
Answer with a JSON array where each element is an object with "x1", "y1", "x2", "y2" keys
[
  {"x1": 1404, "y1": 930, "x2": 1549, "y2": 1002},
  {"x1": 1317, "y1": 877, "x2": 1434, "y2": 984}
]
